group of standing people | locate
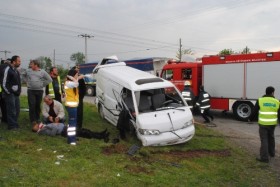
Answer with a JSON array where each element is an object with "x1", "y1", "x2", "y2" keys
[{"x1": 0, "y1": 56, "x2": 89, "y2": 145}]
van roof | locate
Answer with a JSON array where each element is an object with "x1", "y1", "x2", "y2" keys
[{"x1": 97, "y1": 63, "x2": 174, "y2": 91}]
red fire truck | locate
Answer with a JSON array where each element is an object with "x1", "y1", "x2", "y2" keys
[{"x1": 161, "y1": 52, "x2": 280, "y2": 121}]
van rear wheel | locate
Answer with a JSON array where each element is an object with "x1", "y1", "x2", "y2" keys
[{"x1": 233, "y1": 101, "x2": 253, "y2": 121}]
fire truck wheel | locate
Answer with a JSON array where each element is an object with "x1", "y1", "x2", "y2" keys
[
  {"x1": 98, "y1": 104, "x2": 105, "y2": 119},
  {"x1": 233, "y1": 101, "x2": 254, "y2": 121}
]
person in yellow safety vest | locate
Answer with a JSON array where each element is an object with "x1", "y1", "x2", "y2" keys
[
  {"x1": 249, "y1": 86, "x2": 280, "y2": 163},
  {"x1": 46, "y1": 67, "x2": 64, "y2": 103},
  {"x1": 64, "y1": 69, "x2": 84, "y2": 145}
]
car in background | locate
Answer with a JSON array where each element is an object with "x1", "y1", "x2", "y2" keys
[{"x1": 84, "y1": 75, "x2": 96, "y2": 96}]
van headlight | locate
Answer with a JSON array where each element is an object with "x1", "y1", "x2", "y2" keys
[
  {"x1": 138, "y1": 129, "x2": 160, "y2": 135},
  {"x1": 183, "y1": 119, "x2": 193, "y2": 128}
]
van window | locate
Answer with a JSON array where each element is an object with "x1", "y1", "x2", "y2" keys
[
  {"x1": 122, "y1": 88, "x2": 134, "y2": 113},
  {"x1": 137, "y1": 88, "x2": 184, "y2": 113}
]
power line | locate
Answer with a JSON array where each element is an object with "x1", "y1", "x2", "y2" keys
[{"x1": 0, "y1": 50, "x2": 11, "y2": 59}]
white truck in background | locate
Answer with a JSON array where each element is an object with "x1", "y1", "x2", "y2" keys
[{"x1": 93, "y1": 57, "x2": 195, "y2": 146}]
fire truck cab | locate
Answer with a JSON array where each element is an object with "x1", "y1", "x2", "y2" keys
[{"x1": 161, "y1": 52, "x2": 280, "y2": 121}]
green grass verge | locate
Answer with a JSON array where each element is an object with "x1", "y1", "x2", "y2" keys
[{"x1": 0, "y1": 96, "x2": 279, "y2": 186}]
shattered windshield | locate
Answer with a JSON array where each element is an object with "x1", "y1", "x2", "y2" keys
[{"x1": 136, "y1": 87, "x2": 185, "y2": 113}]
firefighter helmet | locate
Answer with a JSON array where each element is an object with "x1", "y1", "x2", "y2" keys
[{"x1": 184, "y1": 81, "x2": 191, "y2": 86}]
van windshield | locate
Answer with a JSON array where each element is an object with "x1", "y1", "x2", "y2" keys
[{"x1": 136, "y1": 87, "x2": 185, "y2": 113}]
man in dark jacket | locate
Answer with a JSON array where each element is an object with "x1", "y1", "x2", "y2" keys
[
  {"x1": 0, "y1": 59, "x2": 10, "y2": 123},
  {"x1": 1, "y1": 56, "x2": 21, "y2": 130},
  {"x1": 249, "y1": 86, "x2": 280, "y2": 163},
  {"x1": 45, "y1": 67, "x2": 65, "y2": 103},
  {"x1": 196, "y1": 85, "x2": 214, "y2": 123}
]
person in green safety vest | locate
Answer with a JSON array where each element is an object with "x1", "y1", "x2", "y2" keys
[
  {"x1": 249, "y1": 86, "x2": 280, "y2": 163},
  {"x1": 46, "y1": 67, "x2": 65, "y2": 103}
]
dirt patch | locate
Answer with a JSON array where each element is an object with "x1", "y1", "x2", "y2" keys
[{"x1": 102, "y1": 144, "x2": 129, "y2": 155}]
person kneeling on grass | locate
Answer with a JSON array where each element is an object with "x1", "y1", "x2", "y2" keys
[{"x1": 32, "y1": 121, "x2": 110, "y2": 142}]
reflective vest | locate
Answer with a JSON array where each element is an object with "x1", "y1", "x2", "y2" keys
[
  {"x1": 0, "y1": 85, "x2": 2, "y2": 93},
  {"x1": 182, "y1": 87, "x2": 195, "y2": 108},
  {"x1": 64, "y1": 83, "x2": 79, "y2": 107},
  {"x1": 196, "y1": 91, "x2": 211, "y2": 112},
  {"x1": 48, "y1": 76, "x2": 62, "y2": 98},
  {"x1": 258, "y1": 97, "x2": 279, "y2": 125}
]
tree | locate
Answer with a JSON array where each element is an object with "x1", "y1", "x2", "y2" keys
[
  {"x1": 176, "y1": 48, "x2": 194, "y2": 61},
  {"x1": 241, "y1": 46, "x2": 251, "y2": 54},
  {"x1": 56, "y1": 65, "x2": 68, "y2": 81},
  {"x1": 35, "y1": 56, "x2": 53, "y2": 71},
  {"x1": 218, "y1": 49, "x2": 234, "y2": 55},
  {"x1": 70, "y1": 52, "x2": 85, "y2": 65}
]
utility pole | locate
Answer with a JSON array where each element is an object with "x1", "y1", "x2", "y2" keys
[
  {"x1": 0, "y1": 50, "x2": 11, "y2": 59},
  {"x1": 78, "y1": 34, "x2": 94, "y2": 63},
  {"x1": 53, "y1": 49, "x2": 56, "y2": 66},
  {"x1": 179, "y1": 38, "x2": 182, "y2": 62}
]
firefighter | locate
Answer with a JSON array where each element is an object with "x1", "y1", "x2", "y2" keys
[
  {"x1": 181, "y1": 81, "x2": 195, "y2": 110},
  {"x1": 196, "y1": 85, "x2": 214, "y2": 123},
  {"x1": 249, "y1": 86, "x2": 280, "y2": 163}
]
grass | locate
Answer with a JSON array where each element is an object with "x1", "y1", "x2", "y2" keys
[{"x1": 0, "y1": 96, "x2": 279, "y2": 186}]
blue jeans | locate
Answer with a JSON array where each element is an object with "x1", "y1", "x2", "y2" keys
[
  {"x1": 2, "y1": 92, "x2": 20, "y2": 129},
  {"x1": 27, "y1": 89, "x2": 43, "y2": 123},
  {"x1": 66, "y1": 107, "x2": 77, "y2": 144}
]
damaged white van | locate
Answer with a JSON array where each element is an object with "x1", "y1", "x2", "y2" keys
[{"x1": 94, "y1": 59, "x2": 195, "y2": 146}]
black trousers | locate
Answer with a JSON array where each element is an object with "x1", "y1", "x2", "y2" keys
[
  {"x1": 0, "y1": 93, "x2": 7, "y2": 122},
  {"x1": 27, "y1": 89, "x2": 43, "y2": 123},
  {"x1": 201, "y1": 109, "x2": 213, "y2": 122},
  {"x1": 259, "y1": 125, "x2": 276, "y2": 160},
  {"x1": 77, "y1": 98, "x2": 84, "y2": 129}
]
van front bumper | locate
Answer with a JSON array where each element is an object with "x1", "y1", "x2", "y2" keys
[{"x1": 137, "y1": 125, "x2": 195, "y2": 146}]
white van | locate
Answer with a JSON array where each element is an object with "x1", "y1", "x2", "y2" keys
[{"x1": 94, "y1": 59, "x2": 195, "y2": 146}]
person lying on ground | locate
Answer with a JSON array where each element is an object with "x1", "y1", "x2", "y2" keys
[{"x1": 32, "y1": 121, "x2": 110, "y2": 142}]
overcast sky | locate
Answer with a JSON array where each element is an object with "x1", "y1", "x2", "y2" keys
[{"x1": 0, "y1": 0, "x2": 279, "y2": 68}]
